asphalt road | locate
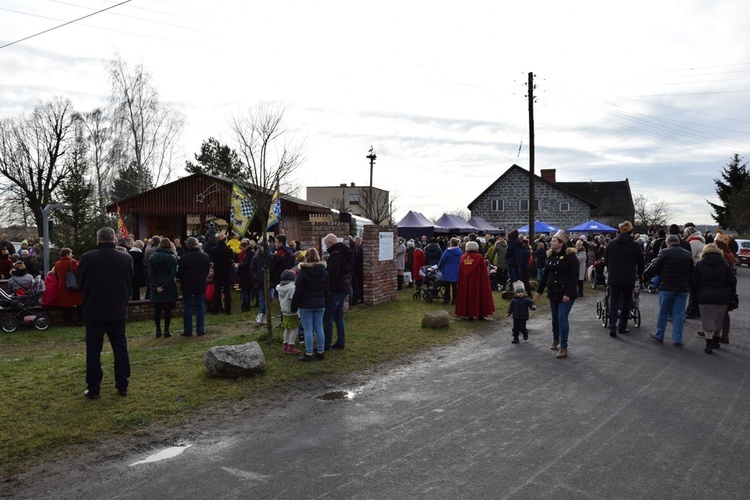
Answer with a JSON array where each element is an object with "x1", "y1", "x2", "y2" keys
[{"x1": 6, "y1": 266, "x2": 750, "y2": 499}]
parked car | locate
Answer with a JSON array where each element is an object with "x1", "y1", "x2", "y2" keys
[{"x1": 736, "y1": 239, "x2": 750, "y2": 266}]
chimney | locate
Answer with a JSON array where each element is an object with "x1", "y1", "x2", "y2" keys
[
  {"x1": 541, "y1": 169, "x2": 556, "y2": 184},
  {"x1": 340, "y1": 183, "x2": 346, "y2": 187},
  {"x1": 351, "y1": 182, "x2": 356, "y2": 187}
]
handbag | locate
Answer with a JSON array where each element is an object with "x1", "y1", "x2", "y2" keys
[
  {"x1": 65, "y1": 260, "x2": 80, "y2": 292},
  {"x1": 205, "y1": 283, "x2": 216, "y2": 302},
  {"x1": 728, "y1": 292, "x2": 739, "y2": 311}
]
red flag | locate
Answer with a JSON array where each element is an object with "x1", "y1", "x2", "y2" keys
[{"x1": 116, "y1": 203, "x2": 130, "y2": 239}]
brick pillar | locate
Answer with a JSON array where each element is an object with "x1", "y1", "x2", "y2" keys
[{"x1": 362, "y1": 225, "x2": 397, "y2": 306}]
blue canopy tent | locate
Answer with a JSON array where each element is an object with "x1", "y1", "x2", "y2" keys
[
  {"x1": 434, "y1": 213, "x2": 478, "y2": 234},
  {"x1": 568, "y1": 220, "x2": 618, "y2": 233},
  {"x1": 517, "y1": 220, "x2": 559, "y2": 234}
]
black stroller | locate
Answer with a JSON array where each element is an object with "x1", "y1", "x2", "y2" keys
[
  {"x1": 596, "y1": 281, "x2": 641, "y2": 329},
  {"x1": 412, "y1": 265, "x2": 444, "y2": 303},
  {"x1": 0, "y1": 276, "x2": 51, "y2": 333}
]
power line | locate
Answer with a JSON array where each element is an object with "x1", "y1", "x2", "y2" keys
[
  {"x1": 0, "y1": 0, "x2": 132, "y2": 50},
  {"x1": 50, "y1": 0, "x2": 209, "y2": 31}
]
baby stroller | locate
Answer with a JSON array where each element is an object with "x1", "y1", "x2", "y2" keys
[
  {"x1": 588, "y1": 258, "x2": 607, "y2": 289},
  {"x1": 597, "y1": 281, "x2": 641, "y2": 329},
  {"x1": 1, "y1": 275, "x2": 52, "y2": 332},
  {"x1": 412, "y1": 265, "x2": 444, "y2": 303}
]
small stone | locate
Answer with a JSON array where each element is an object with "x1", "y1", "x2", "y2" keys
[{"x1": 422, "y1": 310, "x2": 450, "y2": 329}]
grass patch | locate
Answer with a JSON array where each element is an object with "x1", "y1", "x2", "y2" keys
[{"x1": 0, "y1": 288, "x2": 513, "y2": 475}]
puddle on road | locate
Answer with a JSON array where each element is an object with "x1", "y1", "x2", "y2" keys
[
  {"x1": 129, "y1": 445, "x2": 192, "y2": 466},
  {"x1": 318, "y1": 390, "x2": 355, "y2": 401}
]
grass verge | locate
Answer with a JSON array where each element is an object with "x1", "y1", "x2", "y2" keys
[{"x1": 0, "y1": 287, "x2": 513, "y2": 476}]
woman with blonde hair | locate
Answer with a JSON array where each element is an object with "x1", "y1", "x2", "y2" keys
[
  {"x1": 692, "y1": 243, "x2": 736, "y2": 354},
  {"x1": 291, "y1": 247, "x2": 329, "y2": 361}
]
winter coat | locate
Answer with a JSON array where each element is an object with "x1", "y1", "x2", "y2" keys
[
  {"x1": 326, "y1": 242, "x2": 352, "y2": 294},
  {"x1": 645, "y1": 245, "x2": 693, "y2": 292},
  {"x1": 177, "y1": 247, "x2": 211, "y2": 295},
  {"x1": 686, "y1": 233, "x2": 706, "y2": 264},
  {"x1": 437, "y1": 246, "x2": 463, "y2": 283},
  {"x1": 237, "y1": 248, "x2": 255, "y2": 291},
  {"x1": 692, "y1": 251, "x2": 736, "y2": 305},
  {"x1": 533, "y1": 246, "x2": 547, "y2": 271},
  {"x1": 270, "y1": 245, "x2": 296, "y2": 287},
  {"x1": 53, "y1": 255, "x2": 83, "y2": 307},
  {"x1": 251, "y1": 249, "x2": 272, "y2": 291},
  {"x1": 537, "y1": 248, "x2": 579, "y2": 301},
  {"x1": 424, "y1": 243, "x2": 442, "y2": 266},
  {"x1": 211, "y1": 241, "x2": 235, "y2": 284},
  {"x1": 8, "y1": 269, "x2": 33, "y2": 294},
  {"x1": 507, "y1": 296, "x2": 536, "y2": 320},
  {"x1": 41, "y1": 272, "x2": 59, "y2": 307},
  {"x1": 148, "y1": 247, "x2": 179, "y2": 304},
  {"x1": 412, "y1": 248, "x2": 426, "y2": 283},
  {"x1": 395, "y1": 243, "x2": 406, "y2": 271},
  {"x1": 127, "y1": 248, "x2": 146, "y2": 288},
  {"x1": 604, "y1": 233, "x2": 645, "y2": 287},
  {"x1": 276, "y1": 280, "x2": 297, "y2": 315},
  {"x1": 505, "y1": 238, "x2": 525, "y2": 268},
  {"x1": 77, "y1": 242, "x2": 133, "y2": 322},
  {"x1": 576, "y1": 249, "x2": 587, "y2": 280},
  {"x1": 494, "y1": 240, "x2": 508, "y2": 270},
  {"x1": 291, "y1": 262, "x2": 329, "y2": 311}
]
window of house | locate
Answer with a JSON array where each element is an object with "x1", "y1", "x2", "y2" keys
[
  {"x1": 559, "y1": 202, "x2": 570, "y2": 212},
  {"x1": 491, "y1": 199, "x2": 504, "y2": 211},
  {"x1": 348, "y1": 193, "x2": 360, "y2": 205},
  {"x1": 520, "y1": 199, "x2": 540, "y2": 212}
]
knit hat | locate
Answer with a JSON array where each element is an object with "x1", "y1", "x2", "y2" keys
[
  {"x1": 508, "y1": 229, "x2": 519, "y2": 241},
  {"x1": 513, "y1": 281, "x2": 526, "y2": 295},
  {"x1": 618, "y1": 220, "x2": 633, "y2": 233},
  {"x1": 280, "y1": 269, "x2": 296, "y2": 283}
]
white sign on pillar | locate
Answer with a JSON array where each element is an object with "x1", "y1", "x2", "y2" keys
[{"x1": 378, "y1": 232, "x2": 394, "y2": 261}]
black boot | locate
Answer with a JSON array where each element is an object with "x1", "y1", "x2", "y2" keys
[
  {"x1": 712, "y1": 336, "x2": 721, "y2": 350},
  {"x1": 397, "y1": 275, "x2": 404, "y2": 291},
  {"x1": 704, "y1": 339, "x2": 713, "y2": 354},
  {"x1": 512, "y1": 334, "x2": 519, "y2": 344}
]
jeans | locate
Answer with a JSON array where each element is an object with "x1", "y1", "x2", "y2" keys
[
  {"x1": 257, "y1": 287, "x2": 276, "y2": 315},
  {"x1": 549, "y1": 298, "x2": 575, "y2": 349},
  {"x1": 656, "y1": 291, "x2": 688, "y2": 343},
  {"x1": 324, "y1": 292, "x2": 348, "y2": 349},
  {"x1": 536, "y1": 267, "x2": 544, "y2": 282},
  {"x1": 183, "y1": 292, "x2": 205, "y2": 334},
  {"x1": 300, "y1": 307, "x2": 325, "y2": 354},
  {"x1": 86, "y1": 320, "x2": 130, "y2": 395},
  {"x1": 608, "y1": 285, "x2": 633, "y2": 332}
]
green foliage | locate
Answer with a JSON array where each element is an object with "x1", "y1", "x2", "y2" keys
[
  {"x1": 709, "y1": 154, "x2": 749, "y2": 230},
  {"x1": 185, "y1": 137, "x2": 245, "y2": 180},
  {"x1": 54, "y1": 145, "x2": 100, "y2": 254},
  {"x1": 112, "y1": 161, "x2": 153, "y2": 202}
]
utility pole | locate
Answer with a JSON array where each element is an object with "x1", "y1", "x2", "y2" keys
[
  {"x1": 366, "y1": 146, "x2": 377, "y2": 221},
  {"x1": 528, "y1": 72, "x2": 536, "y2": 244}
]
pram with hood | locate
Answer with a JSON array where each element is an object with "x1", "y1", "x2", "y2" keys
[
  {"x1": 0, "y1": 275, "x2": 51, "y2": 332},
  {"x1": 588, "y1": 258, "x2": 607, "y2": 289},
  {"x1": 412, "y1": 265, "x2": 444, "y2": 303}
]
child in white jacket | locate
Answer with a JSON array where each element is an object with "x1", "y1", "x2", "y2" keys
[{"x1": 276, "y1": 269, "x2": 301, "y2": 355}]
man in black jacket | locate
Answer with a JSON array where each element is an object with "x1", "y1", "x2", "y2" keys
[
  {"x1": 77, "y1": 227, "x2": 134, "y2": 399},
  {"x1": 211, "y1": 234, "x2": 235, "y2": 315},
  {"x1": 323, "y1": 233, "x2": 352, "y2": 350},
  {"x1": 604, "y1": 220, "x2": 645, "y2": 337},
  {"x1": 177, "y1": 237, "x2": 211, "y2": 336},
  {"x1": 645, "y1": 235, "x2": 694, "y2": 346}
]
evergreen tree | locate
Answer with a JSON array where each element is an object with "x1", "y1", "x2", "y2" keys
[
  {"x1": 185, "y1": 137, "x2": 245, "y2": 179},
  {"x1": 55, "y1": 145, "x2": 99, "y2": 255},
  {"x1": 708, "y1": 154, "x2": 748, "y2": 229}
]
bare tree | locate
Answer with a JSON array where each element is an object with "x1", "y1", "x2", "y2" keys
[
  {"x1": 361, "y1": 187, "x2": 392, "y2": 225},
  {"x1": 108, "y1": 54, "x2": 184, "y2": 192},
  {"x1": 633, "y1": 193, "x2": 674, "y2": 229},
  {"x1": 230, "y1": 103, "x2": 304, "y2": 339},
  {"x1": 448, "y1": 208, "x2": 471, "y2": 221},
  {"x1": 79, "y1": 108, "x2": 116, "y2": 220},
  {"x1": 0, "y1": 97, "x2": 78, "y2": 236}
]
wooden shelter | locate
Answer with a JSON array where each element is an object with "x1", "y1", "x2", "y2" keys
[{"x1": 106, "y1": 173, "x2": 331, "y2": 241}]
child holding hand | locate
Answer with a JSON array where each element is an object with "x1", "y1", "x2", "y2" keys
[{"x1": 507, "y1": 280, "x2": 537, "y2": 344}]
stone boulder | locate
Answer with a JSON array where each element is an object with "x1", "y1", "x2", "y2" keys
[
  {"x1": 422, "y1": 310, "x2": 450, "y2": 329},
  {"x1": 204, "y1": 341, "x2": 267, "y2": 378}
]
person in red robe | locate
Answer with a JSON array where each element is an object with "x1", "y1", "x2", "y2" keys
[
  {"x1": 413, "y1": 243, "x2": 426, "y2": 290},
  {"x1": 455, "y1": 241, "x2": 495, "y2": 320}
]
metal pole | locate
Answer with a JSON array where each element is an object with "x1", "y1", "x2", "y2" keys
[{"x1": 42, "y1": 204, "x2": 71, "y2": 275}]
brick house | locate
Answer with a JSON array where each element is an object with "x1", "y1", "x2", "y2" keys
[{"x1": 467, "y1": 165, "x2": 635, "y2": 232}]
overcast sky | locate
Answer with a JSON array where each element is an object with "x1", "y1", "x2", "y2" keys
[{"x1": 2, "y1": 0, "x2": 749, "y2": 226}]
